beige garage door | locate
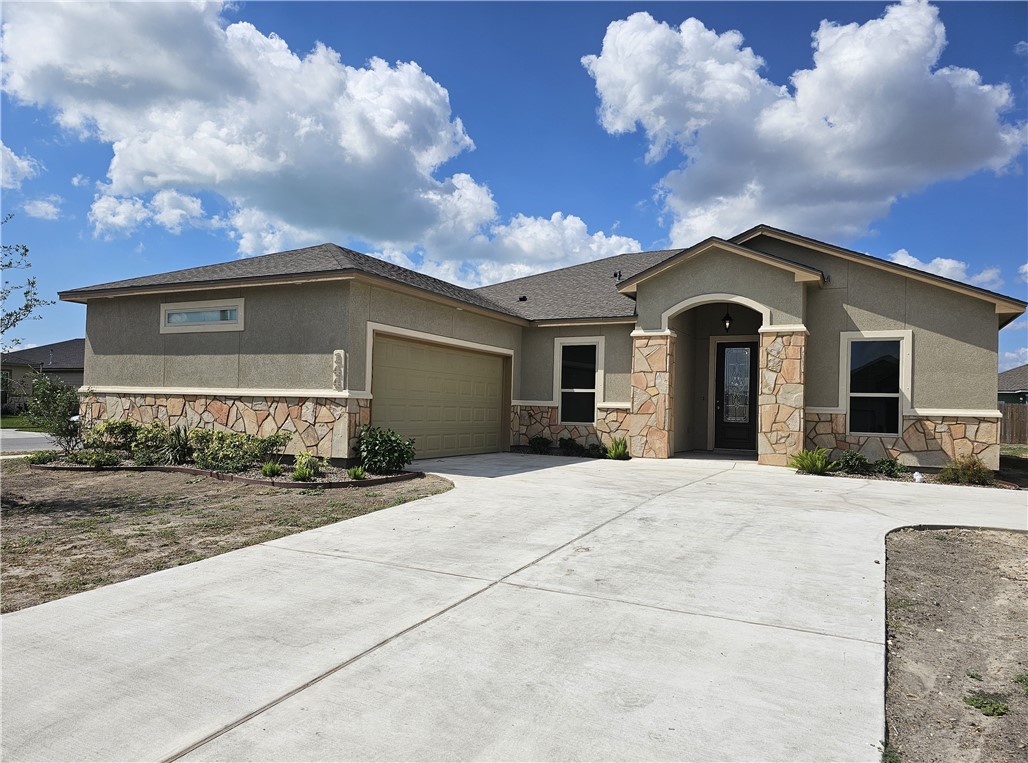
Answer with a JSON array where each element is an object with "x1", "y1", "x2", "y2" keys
[{"x1": 371, "y1": 335, "x2": 505, "y2": 459}]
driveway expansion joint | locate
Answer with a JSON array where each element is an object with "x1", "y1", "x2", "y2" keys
[{"x1": 499, "y1": 580, "x2": 885, "y2": 646}]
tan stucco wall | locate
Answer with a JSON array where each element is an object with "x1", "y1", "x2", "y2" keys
[
  {"x1": 344, "y1": 282, "x2": 523, "y2": 396},
  {"x1": 85, "y1": 282, "x2": 349, "y2": 389},
  {"x1": 518, "y1": 323, "x2": 634, "y2": 403},
  {"x1": 634, "y1": 248, "x2": 805, "y2": 330},
  {"x1": 744, "y1": 238, "x2": 1000, "y2": 410}
]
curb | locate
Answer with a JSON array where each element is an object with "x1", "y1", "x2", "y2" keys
[{"x1": 27, "y1": 462, "x2": 424, "y2": 489}]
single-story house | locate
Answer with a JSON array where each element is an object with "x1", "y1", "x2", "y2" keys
[
  {"x1": 1, "y1": 338, "x2": 85, "y2": 412},
  {"x1": 59, "y1": 225, "x2": 1026, "y2": 469},
  {"x1": 998, "y1": 363, "x2": 1028, "y2": 404}
]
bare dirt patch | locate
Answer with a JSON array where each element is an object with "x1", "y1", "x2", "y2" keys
[
  {"x1": 885, "y1": 528, "x2": 1028, "y2": 762},
  {"x1": 0, "y1": 460, "x2": 451, "y2": 613}
]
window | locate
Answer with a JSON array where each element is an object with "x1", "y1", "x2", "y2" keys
[
  {"x1": 848, "y1": 339, "x2": 900, "y2": 435},
  {"x1": 160, "y1": 298, "x2": 244, "y2": 334},
  {"x1": 559, "y1": 343, "x2": 597, "y2": 424}
]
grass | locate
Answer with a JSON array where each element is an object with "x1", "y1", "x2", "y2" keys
[
  {"x1": 1000, "y1": 444, "x2": 1028, "y2": 459},
  {"x1": 962, "y1": 691, "x2": 1009, "y2": 717},
  {"x1": 1014, "y1": 673, "x2": 1028, "y2": 695},
  {"x1": 0, "y1": 414, "x2": 44, "y2": 431}
]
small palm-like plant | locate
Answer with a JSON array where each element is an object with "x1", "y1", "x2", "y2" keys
[
  {"x1": 606, "y1": 436, "x2": 630, "y2": 460},
  {"x1": 347, "y1": 465, "x2": 368, "y2": 480},
  {"x1": 787, "y1": 447, "x2": 839, "y2": 475}
]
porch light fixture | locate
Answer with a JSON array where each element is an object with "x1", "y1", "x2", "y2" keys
[{"x1": 722, "y1": 308, "x2": 733, "y2": 333}]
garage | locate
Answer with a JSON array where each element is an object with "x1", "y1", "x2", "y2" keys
[{"x1": 371, "y1": 335, "x2": 507, "y2": 459}]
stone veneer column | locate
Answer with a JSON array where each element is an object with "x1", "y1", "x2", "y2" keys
[
  {"x1": 628, "y1": 333, "x2": 675, "y2": 458},
  {"x1": 757, "y1": 331, "x2": 806, "y2": 466}
]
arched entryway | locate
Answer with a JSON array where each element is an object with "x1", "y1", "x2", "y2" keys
[{"x1": 665, "y1": 296, "x2": 766, "y2": 454}]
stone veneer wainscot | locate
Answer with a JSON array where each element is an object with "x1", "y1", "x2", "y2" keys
[
  {"x1": 80, "y1": 392, "x2": 371, "y2": 459},
  {"x1": 805, "y1": 412, "x2": 1000, "y2": 470}
]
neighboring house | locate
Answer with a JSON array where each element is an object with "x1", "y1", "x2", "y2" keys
[
  {"x1": 998, "y1": 364, "x2": 1028, "y2": 404},
  {"x1": 58, "y1": 225, "x2": 1026, "y2": 469},
  {"x1": 1, "y1": 338, "x2": 86, "y2": 412}
]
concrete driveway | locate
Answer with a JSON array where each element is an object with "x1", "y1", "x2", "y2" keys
[{"x1": 2, "y1": 454, "x2": 1025, "y2": 762}]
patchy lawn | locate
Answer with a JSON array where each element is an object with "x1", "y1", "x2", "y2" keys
[
  {"x1": 0, "y1": 460, "x2": 452, "y2": 613},
  {"x1": 885, "y1": 528, "x2": 1028, "y2": 763}
]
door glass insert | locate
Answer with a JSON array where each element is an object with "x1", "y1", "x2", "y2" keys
[{"x1": 723, "y1": 347, "x2": 751, "y2": 423}]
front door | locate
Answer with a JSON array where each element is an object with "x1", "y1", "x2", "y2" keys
[{"x1": 714, "y1": 341, "x2": 758, "y2": 450}]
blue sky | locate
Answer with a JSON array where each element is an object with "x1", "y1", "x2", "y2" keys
[{"x1": 1, "y1": 1, "x2": 1026, "y2": 367}]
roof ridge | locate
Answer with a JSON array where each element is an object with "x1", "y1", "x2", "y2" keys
[{"x1": 475, "y1": 248, "x2": 681, "y2": 291}]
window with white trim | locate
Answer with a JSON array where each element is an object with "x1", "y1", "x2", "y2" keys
[
  {"x1": 848, "y1": 339, "x2": 901, "y2": 435},
  {"x1": 160, "y1": 298, "x2": 244, "y2": 334},
  {"x1": 559, "y1": 343, "x2": 597, "y2": 424}
]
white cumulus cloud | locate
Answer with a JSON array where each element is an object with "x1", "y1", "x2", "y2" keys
[
  {"x1": 583, "y1": 1, "x2": 1025, "y2": 245},
  {"x1": 1019, "y1": 263, "x2": 1028, "y2": 283},
  {"x1": 70, "y1": 174, "x2": 89, "y2": 187},
  {"x1": 1, "y1": 1, "x2": 633, "y2": 275},
  {"x1": 887, "y1": 248, "x2": 1004, "y2": 289},
  {"x1": 1, "y1": 140, "x2": 39, "y2": 189},
  {"x1": 22, "y1": 194, "x2": 62, "y2": 220},
  {"x1": 1000, "y1": 347, "x2": 1027, "y2": 371}
]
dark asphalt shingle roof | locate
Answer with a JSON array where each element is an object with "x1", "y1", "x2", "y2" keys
[
  {"x1": 60, "y1": 243, "x2": 516, "y2": 318},
  {"x1": 474, "y1": 249, "x2": 679, "y2": 321},
  {"x1": 1, "y1": 338, "x2": 85, "y2": 370},
  {"x1": 999, "y1": 363, "x2": 1028, "y2": 392}
]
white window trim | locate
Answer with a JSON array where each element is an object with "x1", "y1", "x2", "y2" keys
[
  {"x1": 841, "y1": 330, "x2": 912, "y2": 437},
  {"x1": 554, "y1": 336, "x2": 604, "y2": 425},
  {"x1": 160, "y1": 298, "x2": 245, "y2": 334}
]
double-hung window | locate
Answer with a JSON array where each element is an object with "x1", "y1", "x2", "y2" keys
[
  {"x1": 847, "y1": 336, "x2": 905, "y2": 435},
  {"x1": 558, "y1": 342, "x2": 599, "y2": 424},
  {"x1": 160, "y1": 298, "x2": 245, "y2": 334}
]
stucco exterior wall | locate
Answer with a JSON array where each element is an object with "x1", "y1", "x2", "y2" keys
[
  {"x1": 85, "y1": 282, "x2": 349, "y2": 390},
  {"x1": 518, "y1": 323, "x2": 633, "y2": 403},
  {"x1": 344, "y1": 282, "x2": 523, "y2": 396},
  {"x1": 634, "y1": 249, "x2": 805, "y2": 331},
  {"x1": 745, "y1": 237, "x2": 999, "y2": 411}
]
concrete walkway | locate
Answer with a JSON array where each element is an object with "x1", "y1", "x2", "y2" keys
[{"x1": 2, "y1": 454, "x2": 1025, "y2": 762}]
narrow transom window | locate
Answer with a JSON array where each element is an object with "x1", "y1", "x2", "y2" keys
[
  {"x1": 559, "y1": 344, "x2": 597, "y2": 424},
  {"x1": 848, "y1": 340, "x2": 900, "y2": 435},
  {"x1": 160, "y1": 299, "x2": 245, "y2": 334}
]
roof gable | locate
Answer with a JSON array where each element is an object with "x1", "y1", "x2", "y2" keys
[
  {"x1": 615, "y1": 237, "x2": 823, "y2": 295},
  {"x1": 732, "y1": 225, "x2": 1027, "y2": 323}
]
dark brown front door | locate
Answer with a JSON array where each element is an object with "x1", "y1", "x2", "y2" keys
[{"x1": 714, "y1": 341, "x2": 758, "y2": 450}]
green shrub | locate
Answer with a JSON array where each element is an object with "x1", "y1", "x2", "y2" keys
[
  {"x1": 347, "y1": 465, "x2": 368, "y2": 480},
  {"x1": 788, "y1": 447, "x2": 839, "y2": 475},
  {"x1": 188, "y1": 429, "x2": 292, "y2": 473},
  {"x1": 358, "y1": 426, "x2": 416, "y2": 474},
  {"x1": 25, "y1": 374, "x2": 81, "y2": 454},
  {"x1": 83, "y1": 419, "x2": 140, "y2": 451},
  {"x1": 872, "y1": 457, "x2": 907, "y2": 478},
  {"x1": 527, "y1": 435, "x2": 552, "y2": 455},
  {"x1": 260, "y1": 461, "x2": 283, "y2": 478},
  {"x1": 164, "y1": 425, "x2": 193, "y2": 465},
  {"x1": 131, "y1": 421, "x2": 171, "y2": 465},
  {"x1": 67, "y1": 448, "x2": 122, "y2": 468},
  {"x1": 586, "y1": 442, "x2": 608, "y2": 459},
  {"x1": 293, "y1": 450, "x2": 325, "y2": 477},
  {"x1": 606, "y1": 436, "x2": 630, "y2": 460},
  {"x1": 291, "y1": 466, "x2": 316, "y2": 482},
  {"x1": 24, "y1": 449, "x2": 58, "y2": 464},
  {"x1": 836, "y1": 450, "x2": 872, "y2": 475},
  {"x1": 937, "y1": 454, "x2": 994, "y2": 486},
  {"x1": 558, "y1": 437, "x2": 587, "y2": 457}
]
